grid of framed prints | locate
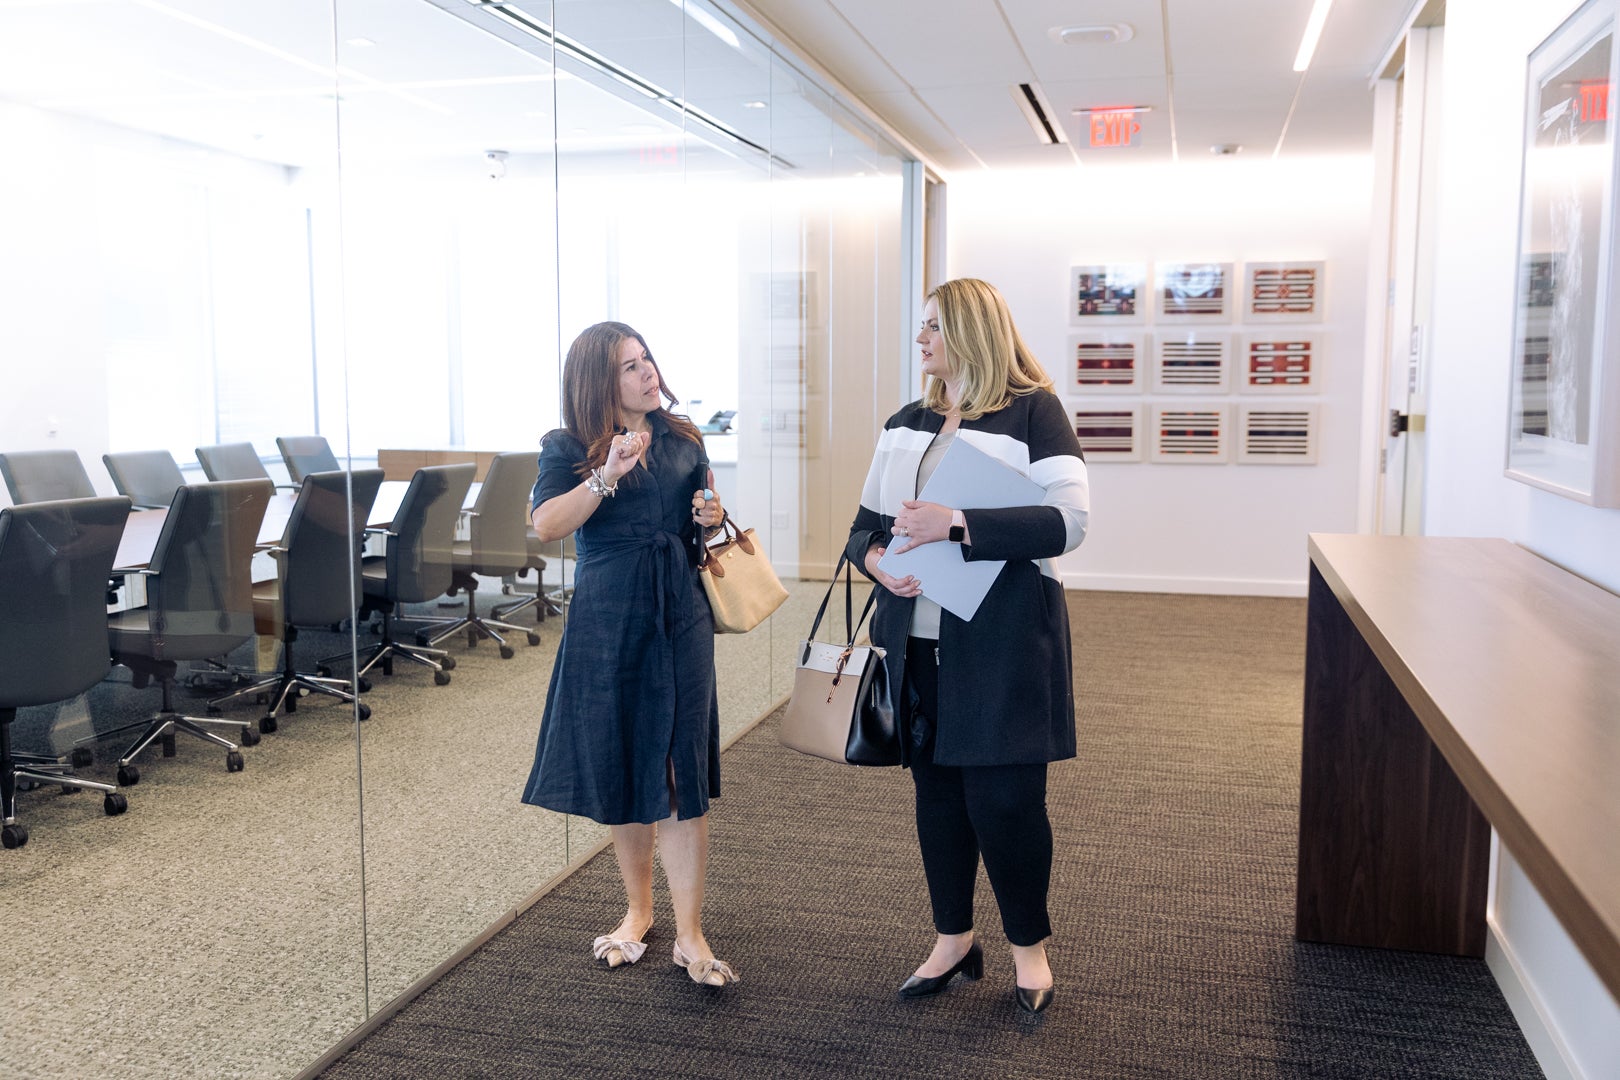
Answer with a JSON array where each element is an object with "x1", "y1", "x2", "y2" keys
[{"x1": 1067, "y1": 260, "x2": 1325, "y2": 464}]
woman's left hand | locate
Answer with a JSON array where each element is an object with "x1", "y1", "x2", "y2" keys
[
  {"x1": 891, "y1": 500, "x2": 952, "y2": 546},
  {"x1": 692, "y1": 468, "x2": 724, "y2": 529}
]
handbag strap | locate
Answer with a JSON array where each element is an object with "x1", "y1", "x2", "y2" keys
[{"x1": 807, "y1": 553, "x2": 880, "y2": 647}]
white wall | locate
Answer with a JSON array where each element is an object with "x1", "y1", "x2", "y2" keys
[
  {"x1": 946, "y1": 158, "x2": 1374, "y2": 595},
  {"x1": 1428, "y1": 2, "x2": 1620, "y2": 1076}
]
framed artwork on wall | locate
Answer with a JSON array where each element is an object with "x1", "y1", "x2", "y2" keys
[
  {"x1": 1243, "y1": 260, "x2": 1326, "y2": 322},
  {"x1": 1072, "y1": 405, "x2": 1142, "y2": 461},
  {"x1": 1239, "y1": 332, "x2": 1321, "y2": 392},
  {"x1": 1069, "y1": 264, "x2": 1147, "y2": 325},
  {"x1": 1069, "y1": 332, "x2": 1146, "y2": 393},
  {"x1": 1150, "y1": 402, "x2": 1230, "y2": 463},
  {"x1": 1237, "y1": 404, "x2": 1319, "y2": 465},
  {"x1": 1152, "y1": 331, "x2": 1231, "y2": 393},
  {"x1": 1156, "y1": 262, "x2": 1234, "y2": 322},
  {"x1": 1506, "y1": 0, "x2": 1620, "y2": 507}
]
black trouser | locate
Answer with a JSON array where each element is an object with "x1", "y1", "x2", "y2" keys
[{"x1": 905, "y1": 637, "x2": 1054, "y2": 947}]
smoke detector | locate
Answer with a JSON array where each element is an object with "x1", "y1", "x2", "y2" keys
[
  {"x1": 1048, "y1": 24, "x2": 1134, "y2": 46},
  {"x1": 1210, "y1": 144, "x2": 1243, "y2": 156}
]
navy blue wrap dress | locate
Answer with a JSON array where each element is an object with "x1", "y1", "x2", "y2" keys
[{"x1": 520, "y1": 414, "x2": 721, "y2": 825}]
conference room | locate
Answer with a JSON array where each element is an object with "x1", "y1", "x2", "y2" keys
[{"x1": 0, "y1": 1, "x2": 909, "y2": 1074}]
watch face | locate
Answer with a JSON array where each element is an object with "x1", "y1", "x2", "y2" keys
[{"x1": 948, "y1": 524, "x2": 964, "y2": 543}]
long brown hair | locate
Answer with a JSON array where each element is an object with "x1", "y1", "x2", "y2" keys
[
  {"x1": 922, "y1": 278, "x2": 1053, "y2": 420},
  {"x1": 560, "y1": 321, "x2": 702, "y2": 475}
]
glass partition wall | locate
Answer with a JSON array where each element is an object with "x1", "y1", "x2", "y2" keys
[{"x1": 0, "y1": 0, "x2": 910, "y2": 1074}]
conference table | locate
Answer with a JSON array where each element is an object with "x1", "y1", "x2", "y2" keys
[{"x1": 112, "y1": 480, "x2": 481, "y2": 571}]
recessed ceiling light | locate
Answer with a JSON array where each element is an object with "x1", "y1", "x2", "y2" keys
[
  {"x1": 1210, "y1": 143, "x2": 1243, "y2": 156},
  {"x1": 344, "y1": 37, "x2": 375, "y2": 48},
  {"x1": 1048, "y1": 24, "x2": 1134, "y2": 46},
  {"x1": 742, "y1": 100, "x2": 766, "y2": 109}
]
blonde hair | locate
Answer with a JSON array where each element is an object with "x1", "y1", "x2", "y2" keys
[{"x1": 923, "y1": 278, "x2": 1053, "y2": 419}]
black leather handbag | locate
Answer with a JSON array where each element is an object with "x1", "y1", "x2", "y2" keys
[{"x1": 779, "y1": 555, "x2": 900, "y2": 766}]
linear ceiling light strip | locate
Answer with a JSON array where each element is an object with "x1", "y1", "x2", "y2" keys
[{"x1": 457, "y1": 0, "x2": 791, "y2": 168}]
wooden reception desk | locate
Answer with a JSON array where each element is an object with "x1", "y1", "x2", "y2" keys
[{"x1": 1297, "y1": 534, "x2": 1620, "y2": 1003}]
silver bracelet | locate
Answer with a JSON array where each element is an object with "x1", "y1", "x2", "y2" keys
[{"x1": 585, "y1": 467, "x2": 618, "y2": 498}]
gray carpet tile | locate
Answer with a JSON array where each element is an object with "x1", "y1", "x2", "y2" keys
[{"x1": 316, "y1": 591, "x2": 1543, "y2": 1080}]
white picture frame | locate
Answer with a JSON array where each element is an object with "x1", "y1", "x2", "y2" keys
[
  {"x1": 1068, "y1": 332, "x2": 1146, "y2": 393},
  {"x1": 1149, "y1": 402, "x2": 1230, "y2": 464},
  {"x1": 1069, "y1": 264, "x2": 1148, "y2": 326},
  {"x1": 1505, "y1": 0, "x2": 1620, "y2": 507},
  {"x1": 1072, "y1": 404, "x2": 1143, "y2": 462},
  {"x1": 1237, "y1": 404, "x2": 1319, "y2": 465},
  {"x1": 1152, "y1": 331, "x2": 1231, "y2": 393},
  {"x1": 1243, "y1": 260, "x2": 1326, "y2": 322},
  {"x1": 1238, "y1": 332, "x2": 1321, "y2": 392},
  {"x1": 1156, "y1": 261, "x2": 1234, "y2": 323}
]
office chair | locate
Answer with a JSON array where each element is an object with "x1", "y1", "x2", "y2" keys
[
  {"x1": 328, "y1": 463, "x2": 473, "y2": 684},
  {"x1": 275, "y1": 436, "x2": 341, "y2": 485},
  {"x1": 88, "y1": 480, "x2": 273, "y2": 784},
  {"x1": 493, "y1": 530, "x2": 565, "y2": 624},
  {"x1": 0, "y1": 449, "x2": 96, "y2": 504},
  {"x1": 209, "y1": 469, "x2": 384, "y2": 734},
  {"x1": 196, "y1": 442, "x2": 296, "y2": 490},
  {"x1": 417, "y1": 453, "x2": 541, "y2": 658},
  {"x1": 103, "y1": 449, "x2": 187, "y2": 510},
  {"x1": 0, "y1": 496, "x2": 133, "y2": 849}
]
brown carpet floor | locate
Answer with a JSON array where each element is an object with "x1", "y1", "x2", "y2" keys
[{"x1": 316, "y1": 590, "x2": 1542, "y2": 1079}]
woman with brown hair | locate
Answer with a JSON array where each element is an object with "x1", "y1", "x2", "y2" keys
[
  {"x1": 846, "y1": 278, "x2": 1090, "y2": 1013},
  {"x1": 522, "y1": 320, "x2": 737, "y2": 987}
]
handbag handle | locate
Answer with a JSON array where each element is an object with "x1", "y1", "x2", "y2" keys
[
  {"x1": 698, "y1": 512, "x2": 758, "y2": 578},
  {"x1": 806, "y1": 553, "x2": 879, "y2": 648}
]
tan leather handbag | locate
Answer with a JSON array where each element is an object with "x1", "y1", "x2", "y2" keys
[{"x1": 698, "y1": 515, "x2": 789, "y2": 634}]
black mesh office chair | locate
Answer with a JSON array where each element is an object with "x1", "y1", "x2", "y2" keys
[
  {"x1": 0, "y1": 449, "x2": 96, "y2": 504},
  {"x1": 1, "y1": 497, "x2": 133, "y2": 849},
  {"x1": 330, "y1": 463, "x2": 473, "y2": 684},
  {"x1": 196, "y1": 442, "x2": 295, "y2": 490},
  {"x1": 103, "y1": 449, "x2": 187, "y2": 510},
  {"x1": 89, "y1": 480, "x2": 273, "y2": 784},
  {"x1": 276, "y1": 436, "x2": 341, "y2": 485},
  {"x1": 210, "y1": 469, "x2": 383, "y2": 733},
  {"x1": 417, "y1": 453, "x2": 541, "y2": 658}
]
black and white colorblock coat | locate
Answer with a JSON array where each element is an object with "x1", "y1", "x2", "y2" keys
[{"x1": 844, "y1": 389, "x2": 1090, "y2": 767}]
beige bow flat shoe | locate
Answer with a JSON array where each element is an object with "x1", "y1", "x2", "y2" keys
[
  {"x1": 592, "y1": 920, "x2": 652, "y2": 968},
  {"x1": 672, "y1": 942, "x2": 739, "y2": 986}
]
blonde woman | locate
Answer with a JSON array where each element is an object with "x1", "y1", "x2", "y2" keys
[{"x1": 845, "y1": 278, "x2": 1090, "y2": 1013}]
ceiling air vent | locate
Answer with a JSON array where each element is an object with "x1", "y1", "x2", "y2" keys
[{"x1": 1013, "y1": 83, "x2": 1067, "y2": 145}]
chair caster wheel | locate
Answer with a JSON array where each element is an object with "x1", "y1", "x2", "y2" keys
[
  {"x1": 285, "y1": 695, "x2": 297, "y2": 713},
  {"x1": 104, "y1": 793, "x2": 128, "y2": 816},
  {"x1": 381, "y1": 660, "x2": 393, "y2": 677},
  {"x1": 70, "y1": 747, "x2": 94, "y2": 768},
  {"x1": 239, "y1": 726, "x2": 261, "y2": 747},
  {"x1": 15, "y1": 778, "x2": 41, "y2": 793},
  {"x1": 467, "y1": 630, "x2": 479, "y2": 649},
  {"x1": 434, "y1": 670, "x2": 451, "y2": 686},
  {"x1": 317, "y1": 665, "x2": 332, "y2": 678},
  {"x1": 357, "y1": 704, "x2": 372, "y2": 721},
  {"x1": 226, "y1": 751, "x2": 245, "y2": 773},
  {"x1": 357, "y1": 677, "x2": 372, "y2": 693},
  {"x1": 61, "y1": 783, "x2": 80, "y2": 795},
  {"x1": 2, "y1": 823, "x2": 29, "y2": 849},
  {"x1": 526, "y1": 632, "x2": 540, "y2": 647},
  {"x1": 206, "y1": 704, "x2": 221, "y2": 715},
  {"x1": 117, "y1": 765, "x2": 140, "y2": 787},
  {"x1": 441, "y1": 656, "x2": 456, "y2": 671},
  {"x1": 161, "y1": 733, "x2": 178, "y2": 757},
  {"x1": 259, "y1": 715, "x2": 278, "y2": 734}
]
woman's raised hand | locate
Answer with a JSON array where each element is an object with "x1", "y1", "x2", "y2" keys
[
  {"x1": 603, "y1": 430, "x2": 648, "y2": 483},
  {"x1": 866, "y1": 544, "x2": 921, "y2": 598}
]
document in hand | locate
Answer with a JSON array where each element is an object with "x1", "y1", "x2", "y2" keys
[{"x1": 876, "y1": 437, "x2": 1047, "y2": 621}]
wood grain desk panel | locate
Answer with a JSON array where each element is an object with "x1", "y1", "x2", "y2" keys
[
  {"x1": 378, "y1": 448, "x2": 506, "y2": 482},
  {"x1": 1299, "y1": 534, "x2": 1620, "y2": 1001}
]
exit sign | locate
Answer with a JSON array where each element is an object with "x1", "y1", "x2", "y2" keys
[{"x1": 1090, "y1": 109, "x2": 1141, "y2": 148}]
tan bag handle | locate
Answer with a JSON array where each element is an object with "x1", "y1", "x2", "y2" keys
[{"x1": 699, "y1": 513, "x2": 755, "y2": 578}]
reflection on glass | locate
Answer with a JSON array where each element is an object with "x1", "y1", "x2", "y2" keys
[{"x1": 1509, "y1": 11, "x2": 1612, "y2": 499}]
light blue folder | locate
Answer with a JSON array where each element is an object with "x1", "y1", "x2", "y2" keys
[{"x1": 876, "y1": 437, "x2": 1047, "y2": 621}]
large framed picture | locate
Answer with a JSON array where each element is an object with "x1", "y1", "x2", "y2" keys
[
  {"x1": 1506, "y1": 0, "x2": 1620, "y2": 506},
  {"x1": 1157, "y1": 262, "x2": 1234, "y2": 322},
  {"x1": 1068, "y1": 332, "x2": 1146, "y2": 393},
  {"x1": 1243, "y1": 261, "x2": 1325, "y2": 322}
]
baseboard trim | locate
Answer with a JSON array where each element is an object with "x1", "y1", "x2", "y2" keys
[
  {"x1": 1486, "y1": 914, "x2": 1582, "y2": 1080},
  {"x1": 1061, "y1": 572, "x2": 1307, "y2": 598},
  {"x1": 291, "y1": 692, "x2": 791, "y2": 1080}
]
